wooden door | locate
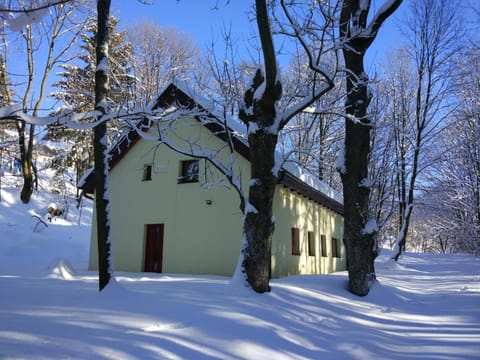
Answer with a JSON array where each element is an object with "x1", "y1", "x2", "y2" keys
[{"x1": 144, "y1": 224, "x2": 164, "y2": 273}]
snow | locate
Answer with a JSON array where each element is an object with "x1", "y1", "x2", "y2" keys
[
  {"x1": 244, "y1": 201, "x2": 258, "y2": 214},
  {"x1": 8, "y1": 5, "x2": 48, "y2": 32},
  {"x1": 362, "y1": 218, "x2": 379, "y2": 235},
  {"x1": 1, "y1": 152, "x2": 480, "y2": 360},
  {"x1": 359, "y1": 177, "x2": 373, "y2": 188},
  {"x1": 250, "y1": 178, "x2": 261, "y2": 187},
  {"x1": 336, "y1": 144, "x2": 347, "y2": 175},
  {"x1": 282, "y1": 159, "x2": 343, "y2": 203},
  {"x1": 96, "y1": 57, "x2": 109, "y2": 75}
]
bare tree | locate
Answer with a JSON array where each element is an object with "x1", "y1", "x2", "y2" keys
[
  {"x1": 199, "y1": 25, "x2": 252, "y2": 121},
  {"x1": 279, "y1": 51, "x2": 344, "y2": 192},
  {"x1": 339, "y1": 0, "x2": 403, "y2": 296},
  {"x1": 391, "y1": 0, "x2": 462, "y2": 261},
  {"x1": 233, "y1": 0, "x2": 340, "y2": 292},
  {"x1": 126, "y1": 20, "x2": 200, "y2": 105},
  {"x1": 367, "y1": 78, "x2": 396, "y2": 239},
  {"x1": 418, "y1": 47, "x2": 480, "y2": 255},
  {"x1": 50, "y1": 15, "x2": 135, "y2": 192},
  {"x1": 1, "y1": 0, "x2": 87, "y2": 203}
]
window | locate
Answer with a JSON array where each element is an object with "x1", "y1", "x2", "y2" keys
[
  {"x1": 332, "y1": 237, "x2": 340, "y2": 258},
  {"x1": 320, "y1": 235, "x2": 327, "y2": 257},
  {"x1": 178, "y1": 160, "x2": 199, "y2": 183},
  {"x1": 291, "y1": 227, "x2": 300, "y2": 255},
  {"x1": 142, "y1": 164, "x2": 152, "y2": 181},
  {"x1": 308, "y1": 231, "x2": 316, "y2": 256}
]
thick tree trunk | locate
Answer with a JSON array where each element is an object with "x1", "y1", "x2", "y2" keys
[
  {"x1": 341, "y1": 106, "x2": 376, "y2": 295},
  {"x1": 243, "y1": 130, "x2": 278, "y2": 292},
  {"x1": 339, "y1": 0, "x2": 403, "y2": 296},
  {"x1": 236, "y1": 0, "x2": 282, "y2": 293},
  {"x1": 340, "y1": 40, "x2": 377, "y2": 295},
  {"x1": 341, "y1": 121, "x2": 376, "y2": 295},
  {"x1": 94, "y1": 0, "x2": 112, "y2": 292}
]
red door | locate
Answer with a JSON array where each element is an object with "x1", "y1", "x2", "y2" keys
[{"x1": 144, "y1": 224, "x2": 164, "y2": 273}]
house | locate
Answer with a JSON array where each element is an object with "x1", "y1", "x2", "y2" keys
[{"x1": 80, "y1": 83, "x2": 346, "y2": 278}]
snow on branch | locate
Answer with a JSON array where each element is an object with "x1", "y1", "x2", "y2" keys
[
  {"x1": 365, "y1": 0, "x2": 403, "y2": 39},
  {"x1": 279, "y1": 82, "x2": 336, "y2": 129},
  {"x1": 0, "y1": 0, "x2": 73, "y2": 13},
  {"x1": 361, "y1": 217, "x2": 378, "y2": 235},
  {"x1": 0, "y1": 103, "x2": 104, "y2": 129},
  {"x1": 3, "y1": 1, "x2": 67, "y2": 32}
]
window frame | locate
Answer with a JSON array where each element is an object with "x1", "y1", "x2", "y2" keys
[
  {"x1": 320, "y1": 234, "x2": 327, "y2": 257},
  {"x1": 142, "y1": 163, "x2": 152, "y2": 181},
  {"x1": 291, "y1": 227, "x2": 300, "y2": 256},
  {"x1": 178, "y1": 159, "x2": 199, "y2": 184},
  {"x1": 332, "y1": 237, "x2": 340, "y2": 258},
  {"x1": 308, "y1": 231, "x2": 316, "y2": 256}
]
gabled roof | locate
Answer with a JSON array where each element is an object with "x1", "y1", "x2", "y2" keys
[{"x1": 79, "y1": 82, "x2": 344, "y2": 215}]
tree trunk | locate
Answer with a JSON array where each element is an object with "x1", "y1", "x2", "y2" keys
[
  {"x1": 94, "y1": 0, "x2": 113, "y2": 292},
  {"x1": 339, "y1": 0, "x2": 403, "y2": 296},
  {"x1": 340, "y1": 37, "x2": 377, "y2": 295},
  {"x1": 341, "y1": 102, "x2": 376, "y2": 296},
  {"x1": 243, "y1": 129, "x2": 278, "y2": 292},
  {"x1": 16, "y1": 121, "x2": 35, "y2": 204},
  {"x1": 236, "y1": 0, "x2": 282, "y2": 293},
  {"x1": 20, "y1": 156, "x2": 33, "y2": 203}
]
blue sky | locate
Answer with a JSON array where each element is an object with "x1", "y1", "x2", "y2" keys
[
  {"x1": 113, "y1": 1, "x2": 256, "y2": 49},
  {"x1": 112, "y1": 0, "x2": 407, "y2": 69}
]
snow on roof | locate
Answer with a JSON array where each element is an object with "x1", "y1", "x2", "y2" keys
[
  {"x1": 282, "y1": 161, "x2": 343, "y2": 203},
  {"x1": 77, "y1": 166, "x2": 92, "y2": 189}
]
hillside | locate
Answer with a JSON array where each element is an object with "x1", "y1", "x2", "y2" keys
[{"x1": 0, "y1": 171, "x2": 479, "y2": 359}]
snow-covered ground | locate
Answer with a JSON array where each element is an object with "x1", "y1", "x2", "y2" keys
[{"x1": 0, "y1": 172, "x2": 479, "y2": 359}]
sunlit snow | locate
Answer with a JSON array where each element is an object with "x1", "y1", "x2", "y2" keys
[{"x1": 0, "y1": 170, "x2": 479, "y2": 359}]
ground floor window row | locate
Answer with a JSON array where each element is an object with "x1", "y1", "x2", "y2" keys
[{"x1": 291, "y1": 227, "x2": 341, "y2": 258}]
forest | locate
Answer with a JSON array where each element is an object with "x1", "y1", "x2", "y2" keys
[{"x1": 0, "y1": 0, "x2": 479, "y2": 296}]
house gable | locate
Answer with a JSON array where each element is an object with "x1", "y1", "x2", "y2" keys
[{"x1": 79, "y1": 82, "x2": 343, "y2": 215}]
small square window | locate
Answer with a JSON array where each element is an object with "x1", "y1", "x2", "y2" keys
[
  {"x1": 178, "y1": 160, "x2": 199, "y2": 183},
  {"x1": 332, "y1": 237, "x2": 340, "y2": 258},
  {"x1": 308, "y1": 231, "x2": 316, "y2": 256},
  {"x1": 321, "y1": 235, "x2": 327, "y2": 257},
  {"x1": 142, "y1": 164, "x2": 152, "y2": 181},
  {"x1": 291, "y1": 227, "x2": 300, "y2": 255}
]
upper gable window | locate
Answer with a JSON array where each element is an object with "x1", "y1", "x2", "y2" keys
[
  {"x1": 178, "y1": 160, "x2": 199, "y2": 183},
  {"x1": 142, "y1": 164, "x2": 152, "y2": 181}
]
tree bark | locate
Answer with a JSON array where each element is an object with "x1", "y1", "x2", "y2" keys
[
  {"x1": 243, "y1": 129, "x2": 278, "y2": 292},
  {"x1": 16, "y1": 121, "x2": 34, "y2": 203},
  {"x1": 340, "y1": 0, "x2": 403, "y2": 296},
  {"x1": 340, "y1": 67, "x2": 376, "y2": 295},
  {"x1": 238, "y1": 0, "x2": 282, "y2": 293},
  {"x1": 94, "y1": 0, "x2": 113, "y2": 291}
]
